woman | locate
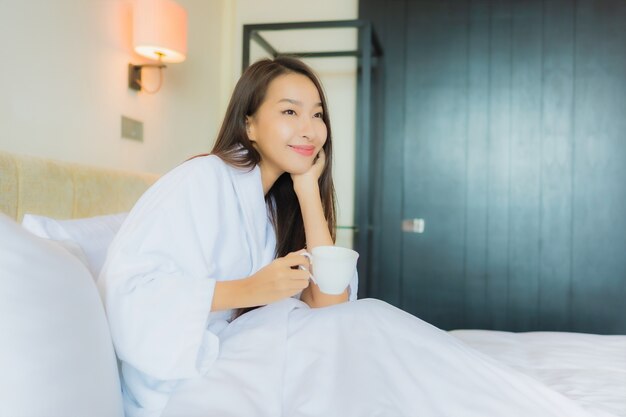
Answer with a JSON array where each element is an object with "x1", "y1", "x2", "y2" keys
[{"x1": 99, "y1": 57, "x2": 595, "y2": 417}]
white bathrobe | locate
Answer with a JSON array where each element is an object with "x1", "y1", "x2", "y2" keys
[
  {"x1": 100, "y1": 155, "x2": 601, "y2": 417},
  {"x1": 98, "y1": 155, "x2": 357, "y2": 417}
]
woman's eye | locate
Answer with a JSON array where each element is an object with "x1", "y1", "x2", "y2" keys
[
  {"x1": 314, "y1": 112, "x2": 324, "y2": 119},
  {"x1": 283, "y1": 109, "x2": 296, "y2": 115}
]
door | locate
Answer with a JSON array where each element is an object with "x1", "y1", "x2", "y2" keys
[{"x1": 363, "y1": 0, "x2": 626, "y2": 334}]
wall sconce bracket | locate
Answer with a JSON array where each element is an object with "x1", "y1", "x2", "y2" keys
[{"x1": 128, "y1": 63, "x2": 167, "y2": 91}]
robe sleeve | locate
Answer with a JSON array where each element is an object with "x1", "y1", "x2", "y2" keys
[
  {"x1": 99, "y1": 158, "x2": 230, "y2": 382},
  {"x1": 348, "y1": 270, "x2": 359, "y2": 301}
]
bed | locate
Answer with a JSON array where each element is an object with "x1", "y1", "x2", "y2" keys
[
  {"x1": 451, "y1": 330, "x2": 626, "y2": 417},
  {"x1": 0, "y1": 150, "x2": 157, "y2": 417},
  {"x1": 1, "y1": 150, "x2": 624, "y2": 417}
]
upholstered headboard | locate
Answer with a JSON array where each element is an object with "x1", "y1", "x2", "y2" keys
[{"x1": 0, "y1": 151, "x2": 159, "y2": 222}]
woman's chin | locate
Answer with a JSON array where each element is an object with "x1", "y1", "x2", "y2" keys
[{"x1": 285, "y1": 163, "x2": 314, "y2": 176}]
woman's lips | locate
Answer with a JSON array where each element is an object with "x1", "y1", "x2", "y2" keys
[{"x1": 289, "y1": 145, "x2": 315, "y2": 157}]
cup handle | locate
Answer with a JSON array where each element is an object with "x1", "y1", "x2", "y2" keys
[{"x1": 298, "y1": 252, "x2": 316, "y2": 284}]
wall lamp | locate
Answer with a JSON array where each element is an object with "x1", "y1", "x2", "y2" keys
[{"x1": 128, "y1": 0, "x2": 187, "y2": 93}]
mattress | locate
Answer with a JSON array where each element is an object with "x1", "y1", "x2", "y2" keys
[{"x1": 450, "y1": 330, "x2": 626, "y2": 417}]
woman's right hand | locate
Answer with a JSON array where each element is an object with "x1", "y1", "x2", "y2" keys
[{"x1": 243, "y1": 250, "x2": 311, "y2": 306}]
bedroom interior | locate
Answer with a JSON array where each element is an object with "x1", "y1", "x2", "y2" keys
[{"x1": 1, "y1": 0, "x2": 625, "y2": 416}]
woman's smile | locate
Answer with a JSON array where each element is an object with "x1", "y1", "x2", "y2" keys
[{"x1": 288, "y1": 144, "x2": 315, "y2": 157}]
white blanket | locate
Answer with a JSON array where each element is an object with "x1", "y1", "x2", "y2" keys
[
  {"x1": 452, "y1": 330, "x2": 626, "y2": 417},
  {"x1": 163, "y1": 298, "x2": 602, "y2": 417}
]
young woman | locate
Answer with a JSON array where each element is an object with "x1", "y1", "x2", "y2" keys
[{"x1": 99, "y1": 57, "x2": 595, "y2": 417}]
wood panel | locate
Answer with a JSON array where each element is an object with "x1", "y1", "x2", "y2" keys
[
  {"x1": 485, "y1": 0, "x2": 513, "y2": 330},
  {"x1": 464, "y1": 0, "x2": 491, "y2": 328},
  {"x1": 507, "y1": 0, "x2": 543, "y2": 331},
  {"x1": 571, "y1": 0, "x2": 626, "y2": 333},
  {"x1": 360, "y1": 0, "x2": 626, "y2": 333},
  {"x1": 538, "y1": 0, "x2": 575, "y2": 330},
  {"x1": 371, "y1": 0, "x2": 407, "y2": 305},
  {"x1": 403, "y1": 0, "x2": 469, "y2": 328}
]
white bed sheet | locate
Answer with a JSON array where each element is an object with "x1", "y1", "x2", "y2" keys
[
  {"x1": 162, "y1": 299, "x2": 603, "y2": 417},
  {"x1": 450, "y1": 330, "x2": 626, "y2": 417}
]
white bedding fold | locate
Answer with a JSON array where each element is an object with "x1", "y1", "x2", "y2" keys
[
  {"x1": 163, "y1": 298, "x2": 604, "y2": 417},
  {"x1": 451, "y1": 329, "x2": 626, "y2": 417}
]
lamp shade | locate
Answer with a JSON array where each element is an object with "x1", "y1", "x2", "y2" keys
[{"x1": 133, "y1": 0, "x2": 187, "y2": 63}]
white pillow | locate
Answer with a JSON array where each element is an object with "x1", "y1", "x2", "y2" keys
[
  {"x1": 22, "y1": 212, "x2": 127, "y2": 279},
  {"x1": 0, "y1": 213, "x2": 124, "y2": 417}
]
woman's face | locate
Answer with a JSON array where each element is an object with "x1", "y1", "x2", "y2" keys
[{"x1": 246, "y1": 72, "x2": 327, "y2": 180}]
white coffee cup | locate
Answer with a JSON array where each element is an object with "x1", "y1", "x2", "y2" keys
[{"x1": 300, "y1": 246, "x2": 359, "y2": 295}]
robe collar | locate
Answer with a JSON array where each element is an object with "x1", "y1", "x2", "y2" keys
[{"x1": 227, "y1": 162, "x2": 276, "y2": 273}]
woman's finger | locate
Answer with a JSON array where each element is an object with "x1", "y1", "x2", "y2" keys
[
  {"x1": 292, "y1": 268, "x2": 310, "y2": 281},
  {"x1": 283, "y1": 251, "x2": 311, "y2": 267},
  {"x1": 295, "y1": 265, "x2": 313, "y2": 280}
]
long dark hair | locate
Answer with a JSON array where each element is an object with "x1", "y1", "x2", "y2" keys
[{"x1": 196, "y1": 56, "x2": 337, "y2": 318}]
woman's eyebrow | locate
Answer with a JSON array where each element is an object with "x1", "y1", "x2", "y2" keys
[{"x1": 277, "y1": 98, "x2": 323, "y2": 108}]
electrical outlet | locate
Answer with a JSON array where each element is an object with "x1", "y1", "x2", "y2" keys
[{"x1": 121, "y1": 116, "x2": 143, "y2": 141}]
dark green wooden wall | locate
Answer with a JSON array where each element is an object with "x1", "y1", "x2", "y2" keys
[{"x1": 360, "y1": 0, "x2": 626, "y2": 334}]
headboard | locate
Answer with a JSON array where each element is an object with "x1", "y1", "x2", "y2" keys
[{"x1": 0, "y1": 151, "x2": 159, "y2": 222}]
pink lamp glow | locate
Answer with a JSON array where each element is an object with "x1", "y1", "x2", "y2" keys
[
  {"x1": 128, "y1": 0, "x2": 187, "y2": 92},
  {"x1": 133, "y1": 0, "x2": 187, "y2": 63}
]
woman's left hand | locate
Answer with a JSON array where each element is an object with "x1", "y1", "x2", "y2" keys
[{"x1": 291, "y1": 148, "x2": 326, "y2": 194}]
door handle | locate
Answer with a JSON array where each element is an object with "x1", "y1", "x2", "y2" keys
[{"x1": 402, "y1": 218, "x2": 425, "y2": 233}]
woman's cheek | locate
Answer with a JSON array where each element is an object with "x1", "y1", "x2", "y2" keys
[
  {"x1": 276, "y1": 122, "x2": 294, "y2": 140},
  {"x1": 318, "y1": 125, "x2": 328, "y2": 145}
]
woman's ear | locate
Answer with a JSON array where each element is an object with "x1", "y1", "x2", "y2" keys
[{"x1": 245, "y1": 116, "x2": 256, "y2": 142}]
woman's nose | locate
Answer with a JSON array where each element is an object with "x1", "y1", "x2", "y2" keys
[{"x1": 299, "y1": 117, "x2": 315, "y2": 141}]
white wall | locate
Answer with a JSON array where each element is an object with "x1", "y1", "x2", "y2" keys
[
  {"x1": 0, "y1": 0, "x2": 225, "y2": 174},
  {"x1": 0, "y1": 0, "x2": 359, "y2": 245},
  {"x1": 229, "y1": 0, "x2": 359, "y2": 246}
]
